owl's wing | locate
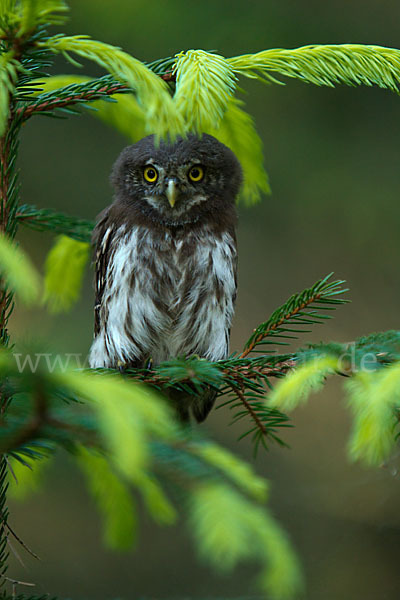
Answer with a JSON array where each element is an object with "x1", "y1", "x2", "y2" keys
[{"x1": 92, "y1": 207, "x2": 113, "y2": 336}]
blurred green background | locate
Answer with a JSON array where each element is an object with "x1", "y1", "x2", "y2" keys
[{"x1": 9, "y1": 0, "x2": 400, "y2": 598}]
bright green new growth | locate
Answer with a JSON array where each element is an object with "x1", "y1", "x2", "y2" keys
[
  {"x1": 42, "y1": 234, "x2": 89, "y2": 313},
  {"x1": 56, "y1": 369, "x2": 177, "y2": 480},
  {"x1": 346, "y1": 365, "x2": 400, "y2": 466},
  {"x1": 189, "y1": 483, "x2": 303, "y2": 599},
  {"x1": 0, "y1": 52, "x2": 18, "y2": 135},
  {"x1": 33, "y1": 76, "x2": 269, "y2": 206},
  {"x1": 0, "y1": 0, "x2": 66, "y2": 34},
  {"x1": 21, "y1": 42, "x2": 400, "y2": 206},
  {"x1": 268, "y1": 352, "x2": 400, "y2": 467},
  {"x1": 228, "y1": 44, "x2": 400, "y2": 90},
  {"x1": 134, "y1": 471, "x2": 177, "y2": 526},
  {"x1": 174, "y1": 49, "x2": 236, "y2": 132},
  {"x1": 41, "y1": 35, "x2": 185, "y2": 138},
  {"x1": 77, "y1": 446, "x2": 137, "y2": 550},
  {"x1": 208, "y1": 97, "x2": 270, "y2": 204},
  {"x1": 8, "y1": 452, "x2": 52, "y2": 499},
  {"x1": 5, "y1": 354, "x2": 299, "y2": 596},
  {"x1": 0, "y1": 232, "x2": 41, "y2": 304},
  {"x1": 190, "y1": 441, "x2": 269, "y2": 502},
  {"x1": 268, "y1": 356, "x2": 339, "y2": 411},
  {"x1": 18, "y1": 0, "x2": 68, "y2": 34}
]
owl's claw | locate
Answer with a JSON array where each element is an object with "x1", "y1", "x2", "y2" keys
[{"x1": 117, "y1": 361, "x2": 127, "y2": 375}]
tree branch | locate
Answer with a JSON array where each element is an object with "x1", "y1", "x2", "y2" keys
[
  {"x1": 16, "y1": 204, "x2": 93, "y2": 242},
  {"x1": 241, "y1": 295, "x2": 325, "y2": 358},
  {"x1": 17, "y1": 81, "x2": 129, "y2": 120},
  {"x1": 234, "y1": 387, "x2": 267, "y2": 436}
]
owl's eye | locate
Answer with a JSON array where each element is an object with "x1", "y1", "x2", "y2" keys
[
  {"x1": 143, "y1": 165, "x2": 158, "y2": 183},
  {"x1": 188, "y1": 165, "x2": 204, "y2": 182}
]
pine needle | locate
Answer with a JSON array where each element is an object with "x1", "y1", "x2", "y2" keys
[
  {"x1": 17, "y1": 204, "x2": 94, "y2": 243},
  {"x1": 56, "y1": 370, "x2": 177, "y2": 480}
]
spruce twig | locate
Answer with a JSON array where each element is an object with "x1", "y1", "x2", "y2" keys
[
  {"x1": 18, "y1": 77, "x2": 129, "y2": 120},
  {"x1": 16, "y1": 204, "x2": 93, "y2": 242},
  {"x1": 241, "y1": 273, "x2": 349, "y2": 358}
]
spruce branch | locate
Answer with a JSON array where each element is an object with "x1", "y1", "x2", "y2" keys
[
  {"x1": 217, "y1": 357, "x2": 293, "y2": 451},
  {"x1": 17, "y1": 74, "x2": 129, "y2": 120},
  {"x1": 241, "y1": 273, "x2": 349, "y2": 358},
  {"x1": 16, "y1": 204, "x2": 93, "y2": 242},
  {"x1": 117, "y1": 355, "x2": 295, "y2": 389},
  {"x1": 107, "y1": 355, "x2": 295, "y2": 450},
  {"x1": 16, "y1": 59, "x2": 176, "y2": 121}
]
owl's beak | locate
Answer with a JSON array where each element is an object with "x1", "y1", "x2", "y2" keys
[{"x1": 166, "y1": 179, "x2": 178, "y2": 208}]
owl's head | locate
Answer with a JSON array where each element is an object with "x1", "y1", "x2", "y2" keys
[{"x1": 111, "y1": 134, "x2": 242, "y2": 228}]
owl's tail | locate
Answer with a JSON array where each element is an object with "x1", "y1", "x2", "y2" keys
[
  {"x1": 191, "y1": 386, "x2": 218, "y2": 423},
  {"x1": 166, "y1": 385, "x2": 217, "y2": 423}
]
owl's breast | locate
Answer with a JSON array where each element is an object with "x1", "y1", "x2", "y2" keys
[
  {"x1": 166, "y1": 227, "x2": 237, "y2": 362},
  {"x1": 90, "y1": 223, "x2": 237, "y2": 367}
]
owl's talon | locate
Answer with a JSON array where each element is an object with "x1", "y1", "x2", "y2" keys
[{"x1": 117, "y1": 361, "x2": 127, "y2": 375}]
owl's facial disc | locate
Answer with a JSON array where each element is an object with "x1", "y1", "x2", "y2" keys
[
  {"x1": 113, "y1": 133, "x2": 242, "y2": 227},
  {"x1": 142, "y1": 161, "x2": 208, "y2": 219}
]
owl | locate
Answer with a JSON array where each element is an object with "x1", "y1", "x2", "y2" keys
[{"x1": 88, "y1": 134, "x2": 242, "y2": 422}]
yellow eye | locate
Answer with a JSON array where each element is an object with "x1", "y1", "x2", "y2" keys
[
  {"x1": 188, "y1": 165, "x2": 204, "y2": 182},
  {"x1": 144, "y1": 165, "x2": 158, "y2": 183}
]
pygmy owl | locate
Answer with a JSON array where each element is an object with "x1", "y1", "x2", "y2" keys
[{"x1": 89, "y1": 134, "x2": 242, "y2": 422}]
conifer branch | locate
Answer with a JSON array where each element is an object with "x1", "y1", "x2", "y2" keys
[
  {"x1": 16, "y1": 204, "x2": 93, "y2": 242},
  {"x1": 234, "y1": 387, "x2": 268, "y2": 436},
  {"x1": 18, "y1": 76, "x2": 129, "y2": 120},
  {"x1": 38, "y1": 35, "x2": 185, "y2": 137},
  {"x1": 117, "y1": 356, "x2": 295, "y2": 387},
  {"x1": 93, "y1": 356, "x2": 295, "y2": 449},
  {"x1": 17, "y1": 71, "x2": 174, "y2": 121},
  {"x1": 241, "y1": 274, "x2": 349, "y2": 358}
]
